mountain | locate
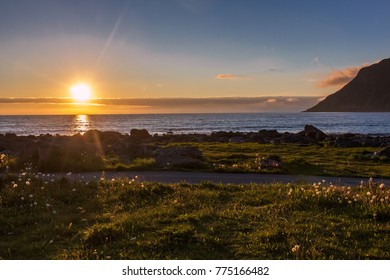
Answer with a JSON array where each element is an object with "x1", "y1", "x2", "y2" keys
[{"x1": 306, "y1": 58, "x2": 390, "y2": 112}]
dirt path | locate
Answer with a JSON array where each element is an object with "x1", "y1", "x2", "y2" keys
[{"x1": 54, "y1": 171, "x2": 390, "y2": 186}]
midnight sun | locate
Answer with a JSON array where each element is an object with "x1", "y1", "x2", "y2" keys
[{"x1": 69, "y1": 83, "x2": 92, "y2": 102}]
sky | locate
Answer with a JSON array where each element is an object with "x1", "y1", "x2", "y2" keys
[{"x1": 1, "y1": 0, "x2": 390, "y2": 114}]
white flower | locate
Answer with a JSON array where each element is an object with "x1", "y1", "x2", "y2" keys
[{"x1": 291, "y1": 245, "x2": 300, "y2": 253}]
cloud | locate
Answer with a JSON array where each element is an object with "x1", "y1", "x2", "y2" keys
[
  {"x1": 286, "y1": 97, "x2": 298, "y2": 102},
  {"x1": 0, "y1": 96, "x2": 321, "y2": 113},
  {"x1": 317, "y1": 63, "x2": 370, "y2": 88},
  {"x1": 215, "y1": 74, "x2": 251, "y2": 80},
  {"x1": 266, "y1": 98, "x2": 277, "y2": 103},
  {"x1": 311, "y1": 57, "x2": 320, "y2": 65}
]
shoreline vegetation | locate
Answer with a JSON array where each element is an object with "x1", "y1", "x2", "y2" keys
[
  {"x1": 1, "y1": 125, "x2": 389, "y2": 178},
  {"x1": 1, "y1": 125, "x2": 390, "y2": 259}
]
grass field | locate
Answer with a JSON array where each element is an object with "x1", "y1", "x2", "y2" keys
[
  {"x1": 2, "y1": 141, "x2": 389, "y2": 178},
  {"x1": 158, "y1": 142, "x2": 389, "y2": 178},
  {"x1": 1, "y1": 170, "x2": 389, "y2": 260}
]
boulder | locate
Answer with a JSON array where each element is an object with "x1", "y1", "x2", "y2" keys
[
  {"x1": 376, "y1": 146, "x2": 390, "y2": 157},
  {"x1": 259, "y1": 157, "x2": 282, "y2": 169},
  {"x1": 155, "y1": 146, "x2": 204, "y2": 168},
  {"x1": 130, "y1": 129, "x2": 151, "y2": 139},
  {"x1": 258, "y1": 129, "x2": 281, "y2": 139},
  {"x1": 297, "y1": 125, "x2": 327, "y2": 140}
]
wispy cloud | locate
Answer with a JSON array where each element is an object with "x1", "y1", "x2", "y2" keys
[
  {"x1": 317, "y1": 63, "x2": 370, "y2": 88},
  {"x1": 0, "y1": 96, "x2": 321, "y2": 113},
  {"x1": 215, "y1": 74, "x2": 251, "y2": 80}
]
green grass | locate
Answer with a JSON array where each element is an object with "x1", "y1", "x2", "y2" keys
[
  {"x1": 3, "y1": 141, "x2": 389, "y2": 177},
  {"x1": 1, "y1": 169, "x2": 389, "y2": 259},
  {"x1": 105, "y1": 158, "x2": 156, "y2": 171},
  {"x1": 167, "y1": 142, "x2": 390, "y2": 178}
]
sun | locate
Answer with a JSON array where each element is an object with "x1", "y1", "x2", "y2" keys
[{"x1": 69, "y1": 83, "x2": 92, "y2": 102}]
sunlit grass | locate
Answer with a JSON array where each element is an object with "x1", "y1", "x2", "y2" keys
[
  {"x1": 167, "y1": 142, "x2": 390, "y2": 177},
  {"x1": 1, "y1": 168, "x2": 389, "y2": 259}
]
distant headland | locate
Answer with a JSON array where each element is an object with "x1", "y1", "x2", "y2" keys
[{"x1": 306, "y1": 58, "x2": 390, "y2": 112}]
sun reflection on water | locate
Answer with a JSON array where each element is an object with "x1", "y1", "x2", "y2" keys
[{"x1": 72, "y1": 115, "x2": 92, "y2": 135}]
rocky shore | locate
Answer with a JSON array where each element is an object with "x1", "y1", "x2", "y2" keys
[{"x1": 1, "y1": 125, "x2": 389, "y2": 172}]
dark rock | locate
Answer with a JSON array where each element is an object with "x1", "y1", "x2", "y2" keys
[
  {"x1": 130, "y1": 129, "x2": 151, "y2": 139},
  {"x1": 376, "y1": 146, "x2": 390, "y2": 157},
  {"x1": 297, "y1": 125, "x2": 327, "y2": 140},
  {"x1": 280, "y1": 132, "x2": 305, "y2": 144},
  {"x1": 332, "y1": 137, "x2": 362, "y2": 148},
  {"x1": 155, "y1": 146, "x2": 204, "y2": 168},
  {"x1": 126, "y1": 143, "x2": 154, "y2": 160},
  {"x1": 229, "y1": 136, "x2": 245, "y2": 143},
  {"x1": 259, "y1": 157, "x2": 282, "y2": 169},
  {"x1": 258, "y1": 129, "x2": 281, "y2": 139}
]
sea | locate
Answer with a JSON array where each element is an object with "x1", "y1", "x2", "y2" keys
[{"x1": 0, "y1": 112, "x2": 389, "y2": 136}]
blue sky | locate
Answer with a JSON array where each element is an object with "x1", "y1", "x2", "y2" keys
[{"x1": 1, "y1": 0, "x2": 390, "y2": 113}]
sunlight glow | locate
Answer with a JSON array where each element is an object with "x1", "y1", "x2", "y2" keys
[{"x1": 69, "y1": 83, "x2": 92, "y2": 103}]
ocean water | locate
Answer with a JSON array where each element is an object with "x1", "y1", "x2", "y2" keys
[{"x1": 0, "y1": 113, "x2": 389, "y2": 136}]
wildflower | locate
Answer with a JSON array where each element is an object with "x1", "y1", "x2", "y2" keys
[
  {"x1": 348, "y1": 200, "x2": 352, "y2": 204},
  {"x1": 72, "y1": 188, "x2": 76, "y2": 192},
  {"x1": 13, "y1": 183, "x2": 18, "y2": 188},
  {"x1": 49, "y1": 240, "x2": 54, "y2": 244},
  {"x1": 34, "y1": 202, "x2": 37, "y2": 206},
  {"x1": 380, "y1": 198, "x2": 384, "y2": 202},
  {"x1": 29, "y1": 194, "x2": 33, "y2": 199},
  {"x1": 21, "y1": 196, "x2": 25, "y2": 201},
  {"x1": 41, "y1": 186, "x2": 45, "y2": 190},
  {"x1": 291, "y1": 245, "x2": 300, "y2": 253},
  {"x1": 66, "y1": 172, "x2": 72, "y2": 176},
  {"x1": 53, "y1": 210, "x2": 57, "y2": 214},
  {"x1": 46, "y1": 203, "x2": 50, "y2": 207},
  {"x1": 379, "y1": 183, "x2": 385, "y2": 189},
  {"x1": 367, "y1": 192, "x2": 371, "y2": 196}
]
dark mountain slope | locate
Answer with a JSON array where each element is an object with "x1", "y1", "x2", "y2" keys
[{"x1": 306, "y1": 58, "x2": 390, "y2": 112}]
